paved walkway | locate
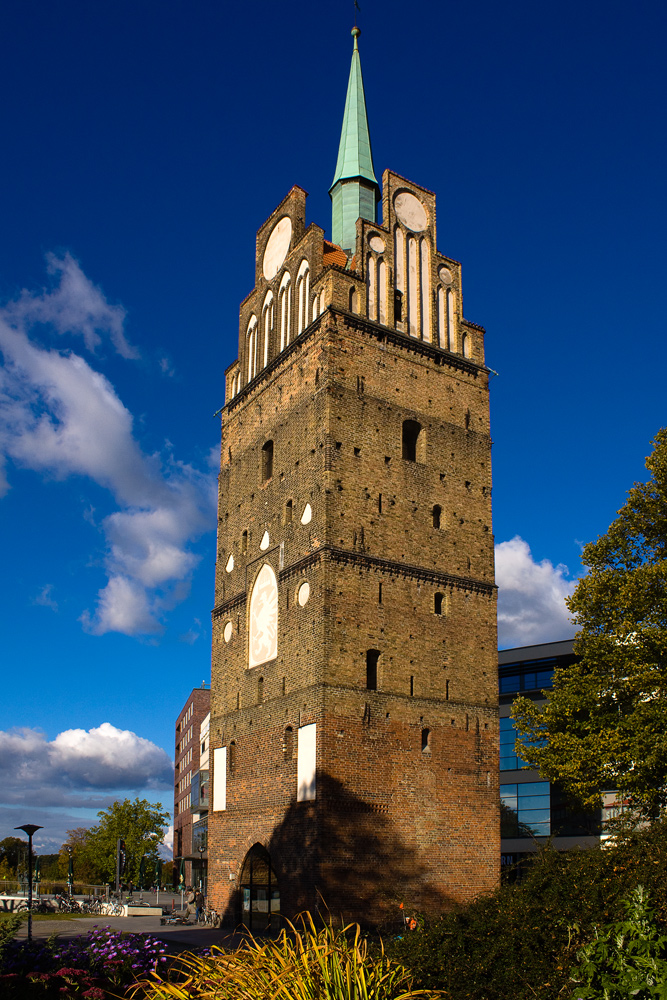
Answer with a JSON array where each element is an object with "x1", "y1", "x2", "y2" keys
[{"x1": 14, "y1": 914, "x2": 249, "y2": 954}]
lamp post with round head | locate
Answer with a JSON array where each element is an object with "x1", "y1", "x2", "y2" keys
[{"x1": 15, "y1": 824, "x2": 43, "y2": 944}]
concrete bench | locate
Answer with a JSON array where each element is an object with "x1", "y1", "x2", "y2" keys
[{"x1": 121, "y1": 905, "x2": 163, "y2": 917}]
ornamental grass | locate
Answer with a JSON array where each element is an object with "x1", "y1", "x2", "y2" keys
[{"x1": 128, "y1": 911, "x2": 446, "y2": 1000}]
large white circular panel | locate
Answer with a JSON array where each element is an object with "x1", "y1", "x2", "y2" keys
[
  {"x1": 262, "y1": 217, "x2": 292, "y2": 281},
  {"x1": 394, "y1": 191, "x2": 428, "y2": 232},
  {"x1": 223, "y1": 621, "x2": 233, "y2": 643},
  {"x1": 439, "y1": 266, "x2": 454, "y2": 285},
  {"x1": 297, "y1": 581, "x2": 310, "y2": 607},
  {"x1": 369, "y1": 234, "x2": 385, "y2": 253}
]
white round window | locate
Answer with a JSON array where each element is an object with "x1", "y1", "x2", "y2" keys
[
  {"x1": 223, "y1": 621, "x2": 233, "y2": 643},
  {"x1": 297, "y1": 581, "x2": 310, "y2": 607}
]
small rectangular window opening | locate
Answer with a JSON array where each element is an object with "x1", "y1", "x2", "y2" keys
[
  {"x1": 242, "y1": 529, "x2": 248, "y2": 553},
  {"x1": 366, "y1": 649, "x2": 379, "y2": 691},
  {"x1": 410, "y1": 675, "x2": 414, "y2": 697},
  {"x1": 261, "y1": 440, "x2": 274, "y2": 482},
  {"x1": 354, "y1": 446, "x2": 361, "y2": 457},
  {"x1": 285, "y1": 499, "x2": 293, "y2": 523},
  {"x1": 378, "y1": 582, "x2": 383, "y2": 604},
  {"x1": 433, "y1": 505, "x2": 441, "y2": 529}
]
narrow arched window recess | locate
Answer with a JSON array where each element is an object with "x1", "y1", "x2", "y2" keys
[
  {"x1": 229, "y1": 741, "x2": 237, "y2": 775},
  {"x1": 366, "y1": 649, "x2": 379, "y2": 691},
  {"x1": 279, "y1": 271, "x2": 291, "y2": 351},
  {"x1": 432, "y1": 505, "x2": 441, "y2": 529},
  {"x1": 296, "y1": 259, "x2": 310, "y2": 335},
  {"x1": 402, "y1": 419, "x2": 423, "y2": 462},
  {"x1": 283, "y1": 725, "x2": 293, "y2": 760},
  {"x1": 462, "y1": 332, "x2": 471, "y2": 359},
  {"x1": 421, "y1": 728, "x2": 431, "y2": 754},
  {"x1": 261, "y1": 440, "x2": 274, "y2": 483},
  {"x1": 434, "y1": 593, "x2": 444, "y2": 616},
  {"x1": 349, "y1": 286, "x2": 359, "y2": 313},
  {"x1": 242, "y1": 530, "x2": 248, "y2": 553},
  {"x1": 284, "y1": 499, "x2": 293, "y2": 523},
  {"x1": 257, "y1": 676, "x2": 264, "y2": 705}
]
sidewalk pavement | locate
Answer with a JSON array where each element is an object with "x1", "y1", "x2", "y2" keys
[{"x1": 14, "y1": 914, "x2": 250, "y2": 954}]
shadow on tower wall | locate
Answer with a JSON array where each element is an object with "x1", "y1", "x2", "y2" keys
[{"x1": 221, "y1": 772, "x2": 454, "y2": 930}]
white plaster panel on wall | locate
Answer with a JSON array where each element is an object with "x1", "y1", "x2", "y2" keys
[
  {"x1": 263, "y1": 217, "x2": 292, "y2": 280},
  {"x1": 439, "y1": 266, "x2": 453, "y2": 285},
  {"x1": 212, "y1": 746, "x2": 227, "y2": 811},
  {"x1": 408, "y1": 237, "x2": 418, "y2": 337},
  {"x1": 225, "y1": 554, "x2": 234, "y2": 573},
  {"x1": 297, "y1": 723, "x2": 317, "y2": 801},
  {"x1": 301, "y1": 503, "x2": 312, "y2": 525},
  {"x1": 394, "y1": 191, "x2": 428, "y2": 232},
  {"x1": 297, "y1": 581, "x2": 310, "y2": 607},
  {"x1": 260, "y1": 530, "x2": 270, "y2": 550},
  {"x1": 369, "y1": 234, "x2": 385, "y2": 253},
  {"x1": 248, "y1": 563, "x2": 278, "y2": 667},
  {"x1": 223, "y1": 621, "x2": 233, "y2": 643}
]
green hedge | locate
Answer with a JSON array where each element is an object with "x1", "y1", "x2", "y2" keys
[{"x1": 388, "y1": 818, "x2": 667, "y2": 1000}]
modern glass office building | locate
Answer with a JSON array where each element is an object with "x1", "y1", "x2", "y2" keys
[{"x1": 499, "y1": 640, "x2": 607, "y2": 876}]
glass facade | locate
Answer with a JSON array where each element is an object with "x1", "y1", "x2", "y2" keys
[
  {"x1": 499, "y1": 716, "x2": 528, "y2": 770},
  {"x1": 499, "y1": 664, "x2": 555, "y2": 695},
  {"x1": 500, "y1": 781, "x2": 551, "y2": 837}
]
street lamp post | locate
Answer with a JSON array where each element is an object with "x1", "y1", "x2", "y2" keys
[
  {"x1": 198, "y1": 844, "x2": 204, "y2": 891},
  {"x1": 15, "y1": 824, "x2": 43, "y2": 945}
]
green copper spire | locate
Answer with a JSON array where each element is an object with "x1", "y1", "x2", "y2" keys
[{"x1": 329, "y1": 27, "x2": 380, "y2": 254}]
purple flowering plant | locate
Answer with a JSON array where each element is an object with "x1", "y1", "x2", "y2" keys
[{"x1": 0, "y1": 925, "x2": 168, "y2": 998}]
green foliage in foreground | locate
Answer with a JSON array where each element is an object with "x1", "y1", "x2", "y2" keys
[
  {"x1": 571, "y1": 885, "x2": 667, "y2": 1000},
  {"x1": 0, "y1": 914, "x2": 22, "y2": 965},
  {"x1": 389, "y1": 818, "x2": 667, "y2": 1000},
  {"x1": 129, "y1": 912, "x2": 445, "y2": 999}
]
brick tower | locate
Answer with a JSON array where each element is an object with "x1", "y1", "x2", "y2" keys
[{"x1": 208, "y1": 28, "x2": 498, "y2": 929}]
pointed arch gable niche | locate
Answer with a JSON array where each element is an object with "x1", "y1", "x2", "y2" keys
[{"x1": 248, "y1": 563, "x2": 278, "y2": 668}]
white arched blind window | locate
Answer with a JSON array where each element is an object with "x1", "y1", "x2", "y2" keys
[
  {"x1": 407, "y1": 236, "x2": 418, "y2": 337},
  {"x1": 420, "y1": 239, "x2": 431, "y2": 342},
  {"x1": 262, "y1": 290, "x2": 274, "y2": 369},
  {"x1": 279, "y1": 271, "x2": 291, "y2": 351},
  {"x1": 367, "y1": 254, "x2": 377, "y2": 321},
  {"x1": 447, "y1": 288, "x2": 456, "y2": 353},
  {"x1": 296, "y1": 260, "x2": 309, "y2": 335},
  {"x1": 246, "y1": 315, "x2": 258, "y2": 383}
]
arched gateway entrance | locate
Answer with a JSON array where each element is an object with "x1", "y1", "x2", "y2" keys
[{"x1": 239, "y1": 844, "x2": 281, "y2": 930}]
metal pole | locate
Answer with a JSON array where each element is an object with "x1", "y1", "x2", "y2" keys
[{"x1": 15, "y1": 824, "x2": 42, "y2": 946}]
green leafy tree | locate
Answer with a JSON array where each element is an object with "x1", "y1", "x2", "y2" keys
[
  {"x1": 59, "y1": 827, "x2": 99, "y2": 884},
  {"x1": 83, "y1": 798, "x2": 170, "y2": 884},
  {"x1": 0, "y1": 837, "x2": 27, "y2": 874},
  {"x1": 513, "y1": 429, "x2": 667, "y2": 821}
]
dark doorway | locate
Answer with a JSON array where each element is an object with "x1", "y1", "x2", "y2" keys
[{"x1": 239, "y1": 844, "x2": 281, "y2": 931}]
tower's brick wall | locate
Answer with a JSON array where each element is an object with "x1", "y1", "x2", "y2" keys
[{"x1": 208, "y1": 172, "x2": 499, "y2": 927}]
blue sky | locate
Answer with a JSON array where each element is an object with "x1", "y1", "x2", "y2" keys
[{"x1": 0, "y1": 0, "x2": 665, "y2": 853}]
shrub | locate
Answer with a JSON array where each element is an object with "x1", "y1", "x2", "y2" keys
[
  {"x1": 129, "y1": 912, "x2": 445, "y2": 999},
  {"x1": 570, "y1": 885, "x2": 667, "y2": 999},
  {"x1": 389, "y1": 817, "x2": 667, "y2": 1000}
]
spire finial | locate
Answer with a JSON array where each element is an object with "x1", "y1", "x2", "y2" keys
[{"x1": 352, "y1": 26, "x2": 360, "y2": 49}]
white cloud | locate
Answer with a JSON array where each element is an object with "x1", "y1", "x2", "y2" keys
[
  {"x1": 0, "y1": 724, "x2": 173, "y2": 808},
  {"x1": 34, "y1": 584, "x2": 58, "y2": 611},
  {"x1": 495, "y1": 536, "x2": 577, "y2": 648},
  {"x1": 0, "y1": 254, "x2": 216, "y2": 635},
  {"x1": 7, "y1": 252, "x2": 137, "y2": 359}
]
